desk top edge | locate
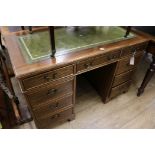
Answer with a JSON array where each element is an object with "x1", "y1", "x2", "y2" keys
[{"x1": 3, "y1": 27, "x2": 151, "y2": 78}]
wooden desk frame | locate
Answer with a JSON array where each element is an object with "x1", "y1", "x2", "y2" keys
[{"x1": 2, "y1": 27, "x2": 151, "y2": 128}]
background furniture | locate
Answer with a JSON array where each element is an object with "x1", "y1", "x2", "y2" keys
[
  {"x1": 137, "y1": 40, "x2": 155, "y2": 96},
  {"x1": 134, "y1": 26, "x2": 155, "y2": 36},
  {"x1": 0, "y1": 87, "x2": 17, "y2": 128},
  {"x1": 0, "y1": 34, "x2": 32, "y2": 128},
  {"x1": 0, "y1": 30, "x2": 5, "y2": 50},
  {"x1": 131, "y1": 27, "x2": 155, "y2": 96},
  {"x1": 21, "y1": 26, "x2": 32, "y2": 33},
  {"x1": 0, "y1": 54, "x2": 18, "y2": 128}
]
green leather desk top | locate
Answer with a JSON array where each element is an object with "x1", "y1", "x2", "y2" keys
[{"x1": 17, "y1": 26, "x2": 135, "y2": 63}]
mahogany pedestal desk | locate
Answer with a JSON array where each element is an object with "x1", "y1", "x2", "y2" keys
[{"x1": 3, "y1": 27, "x2": 150, "y2": 128}]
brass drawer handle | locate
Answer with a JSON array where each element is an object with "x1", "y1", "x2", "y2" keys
[
  {"x1": 44, "y1": 73, "x2": 57, "y2": 81},
  {"x1": 107, "y1": 54, "x2": 117, "y2": 60},
  {"x1": 55, "y1": 102, "x2": 59, "y2": 108},
  {"x1": 84, "y1": 62, "x2": 93, "y2": 69},
  {"x1": 47, "y1": 89, "x2": 57, "y2": 96},
  {"x1": 49, "y1": 102, "x2": 59, "y2": 109},
  {"x1": 51, "y1": 114, "x2": 60, "y2": 119}
]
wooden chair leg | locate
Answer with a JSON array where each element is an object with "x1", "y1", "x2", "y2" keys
[{"x1": 137, "y1": 55, "x2": 155, "y2": 96}]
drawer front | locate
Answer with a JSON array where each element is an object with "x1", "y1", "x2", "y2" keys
[
  {"x1": 110, "y1": 80, "x2": 131, "y2": 99},
  {"x1": 116, "y1": 54, "x2": 142, "y2": 75},
  {"x1": 113, "y1": 70, "x2": 134, "y2": 87},
  {"x1": 22, "y1": 65, "x2": 74, "y2": 90},
  {"x1": 93, "y1": 50, "x2": 121, "y2": 66},
  {"x1": 121, "y1": 42, "x2": 147, "y2": 57},
  {"x1": 26, "y1": 80, "x2": 73, "y2": 106},
  {"x1": 76, "y1": 58, "x2": 94, "y2": 73},
  {"x1": 76, "y1": 50, "x2": 121, "y2": 73},
  {"x1": 36, "y1": 108, "x2": 74, "y2": 128},
  {"x1": 33, "y1": 95, "x2": 73, "y2": 117}
]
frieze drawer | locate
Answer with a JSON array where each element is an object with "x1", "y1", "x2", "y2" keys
[
  {"x1": 21, "y1": 65, "x2": 74, "y2": 90},
  {"x1": 76, "y1": 50, "x2": 121, "y2": 73},
  {"x1": 121, "y1": 42, "x2": 147, "y2": 57}
]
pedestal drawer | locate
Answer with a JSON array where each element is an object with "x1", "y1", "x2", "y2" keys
[
  {"x1": 36, "y1": 108, "x2": 74, "y2": 128},
  {"x1": 116, "y1": 54, "x2": 142, "y2": 75},
  {"x1": 22, "y1": 65, "x2": 74, "y2": 90},
  {"x1": 110, "y1": 80, "x2": 131, "y2": 99},
  {"x1": 33, "y1": 95, "x2": 73, "y2": 117},
  {"x1": 26, "y1": 79, "x2": 73, "y2": 106},
  {"x1": 113, "y1": 70, "x2": 134, "y2": 87}
]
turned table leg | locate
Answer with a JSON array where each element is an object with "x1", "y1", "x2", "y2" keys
[{"x1": 137, "y1": 55, "x2": 155, "y2": 96}]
